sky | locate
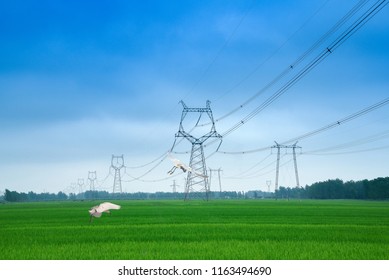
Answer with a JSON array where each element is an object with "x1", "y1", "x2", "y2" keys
[{"x1": 0, "y1": 0, "x2": 388, "y2": 195}]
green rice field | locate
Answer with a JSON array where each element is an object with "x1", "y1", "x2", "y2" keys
[{"x1": 0, "y1": 199, "x2": 388, "y2": 260}]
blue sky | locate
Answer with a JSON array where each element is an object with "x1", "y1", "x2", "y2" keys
[{"x1": 1, "y1": 0, "x2": 388, "y2": 194}]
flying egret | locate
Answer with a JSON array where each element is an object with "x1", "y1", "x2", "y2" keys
[
  {"x1": 89, "y1": 202, "x2": 121, "y2": 222},
  {"x1": 167, "y1": 154, "x2": 207, "y2": 178}
]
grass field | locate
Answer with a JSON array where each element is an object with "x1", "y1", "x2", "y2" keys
[{"x1": 0, "y1": 199, "x2": 388, "y2": 260}]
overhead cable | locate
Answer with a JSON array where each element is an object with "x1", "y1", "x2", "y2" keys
[
  {"x1": 202, "y1": 0, "x2": 370, "y2": 127},
  {"x1": 281, "y1": 97, "x2": 389, "y2": 145},
  {"x1": 303, "y1": 129, "x2": 389, "y2": 154},
  {"x1": 219, "y1": 96, "x2": 389, "y2": 154},
  {"x1": 304, "y1": 144, "x2": 389, "y2": 155},
  {"x1": 183, "y1": 0, "x2": 255, "y2": 99},
  {"x1": 220, "y1": 0, "x2": 387, "y2": 139},
  {"x1": 212, "y1": 0, "x2": 332, "y2": 105}
]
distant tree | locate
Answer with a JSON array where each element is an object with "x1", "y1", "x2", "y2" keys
[
  {"x1": 364, "y1": 177, "x2": 389, "y2": 200},
  {"x1": 5, "y1": 189, "x2": 19, "y2": 202},
  {"x1": 28, "y1": 191, "x2": 38, "y2": 201},
  {"x1": 305, "y1": 179, "x2": 344, "y2": 199},
  {"x1": 4, "y1": 189, "x2": 14, "y2": 202},
  {"x1": 343, "y1": 180, "x2": 365, "y2": 199},
  {"x1": 57, "y1": 191, "x2": 68, "y2": 200}
]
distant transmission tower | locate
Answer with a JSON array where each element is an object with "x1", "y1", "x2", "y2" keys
[
  {"x1": 291, "y1": 142, "x2": 301, "y2": 188},
  {"x1": 171, "y1": 180, "x2": 177, "y2": 193},
  {"x1": 111, "y1": 155, "x2": 125, "y2": 194},
  {"x1": 77, "y1": 178, "x2": 84, "y2": 194},
  {"x1": 88, "y1": 171, "x2": 97, "y2": 191},
  {"x1": 175, "y1": 100, "x2": 222, "y2": 200},
  {"x1": 271, "y1": 141, "x2": 302, "y2": 198},
  {"x1": 209, "y1": 168, "x2": 223, "y2": 197},
  {"x1": 266, "y1": 180, "x2": 271, "y2": 193}
]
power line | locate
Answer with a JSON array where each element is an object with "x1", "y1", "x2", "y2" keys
[
  {"x1": 281, "y1": 97, "x2": 389, "y2": 145},
  {"x1": 125, "y1": 151, "x2": 169, "y2": 169},
  {"x1": 212, "y1": 0, "x2": 332, "y2": 104},
  {"x1": 218, "y1": 0, "x2": 387, "y2": 138},
  {"x1": 225, "y1": 154, "x2": 294, "y2": 180},
  {"x1": 237, "y1": 152, "x2": 273, "y2": 176},
  {"x1": 183, "y1": 0, "x2": 256, "y2": 99},
  {"x1": 219, "y1": 145, "x2": 271, "y2": 155},
  {"x1": 200, "y1": 0, "x2": 370, "y2": 127},
  {"x1": 304, "y1": 128, "x2": 389, "y2": 154},
  {"x1": 219, "y1": 96, "x2": 389, "y2": 154},
  {"x1": 122, "y1": 155, "x2": 168, "y2": 182},
  {"x1": 304, "y1": 144, "x2": 389, "y2": 155},
  {"x1": 224, "y1": 154, "x2": 281, "y2": 180}
]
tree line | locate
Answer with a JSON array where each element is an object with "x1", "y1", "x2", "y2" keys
[
  {"x1": 276, "y1": 177, "x2": 389, "y2": 200},
  {"x1": 1, "y1": 189, "x2": 246, "y2": 202},
  {"x1": 2, "y1": 177, "x2": 388, "y2": 202}
]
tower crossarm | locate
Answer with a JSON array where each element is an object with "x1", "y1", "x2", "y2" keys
[
  {"x1": 198, "y1": 130, "x2": 222, "y2": 144},
  {"x1": 175, "y1": 130, "x2": 197, "y2": 143}
]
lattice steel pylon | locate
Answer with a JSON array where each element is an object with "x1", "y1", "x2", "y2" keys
[
  {"x1": 88, "y1": 171, "x2": 97, "y2": 191},
  {"x1": 77, "y1": 178, "x2": 84, "y2": 194},
  {"x1": 111, "y1": 154, "x2": 124, "y2": 194},
  {"x1": 271, "y1": 141, "x2": 302, "y2": 199},
  {"x1": 209, "y1": 168, "x2": 223, "y2": 197},
  {"x1": 174, "y1": 100, "x2": 222, "y2": 201}
]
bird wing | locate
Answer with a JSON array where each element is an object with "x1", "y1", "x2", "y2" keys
[
  {"x1": 169, "y1": 156, "x2": 190, "y2": 171},
  {"x1": 168, "y1": 154, "x2": 203, "y2": 175},
  {"x1": 91, "y1": 211, "x2": 102, "y2": 218},
  {"x1": 99, "y1": 202, "x2": 121, "y2": 211},
  {"x1": 180, "y1": 162, "x2": 192, "y2": 172},
  {"x1": 176, "y1": 159, "x2": 207, "y2": 177},
  {"x1": 169, "y1": 157, "x2": 181, "y2": 167},
  {"x1": 89, "y1": 206, "x2": 103, "y2": 217}
]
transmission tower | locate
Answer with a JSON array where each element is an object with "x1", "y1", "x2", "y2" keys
[
  {"x1": 175, "y1": 100, "x2": 222, "y2": 200},
  {"x1": 171, "y1": 180, "x2": 177, "y2": 193},
  {"x1": 266, "y1": 180, "x2": 271, "y2": 193},
  {"x1": 272, "y1": 142, "x2": 283, "y2": 195},
  {"x1": 111, "y1": 155, "x2": 125, "y2": 194},
  {"x1": 291, "y1": 142, "x2": 301, "y2": 188},
  {"x1": 88, "y1": 171, "x2": 97, "y2": 191},
  {"x1": 77, "y1": 178, "x2": 84, "y2": 194},
  {"x1": 271, "y1": 141, "x2": 302, "y2": 198},
  {"x1": 170, "y1": 180, "x2": 178, "y2": 199},
  {"x1": 209, "y1": 168, "x2": 223, "y2": 197}
]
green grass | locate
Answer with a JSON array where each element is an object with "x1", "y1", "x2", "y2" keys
[{"x1": 0, "y1": 199, "x2": 388, "y2": 259}]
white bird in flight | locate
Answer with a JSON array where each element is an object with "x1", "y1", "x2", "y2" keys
[
  {"x1": 89, "y1": 202, "x2": 121, "y2": 222},
  {"x1": 167, "y1": 154, "x2": 207, "y2": 178}
]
